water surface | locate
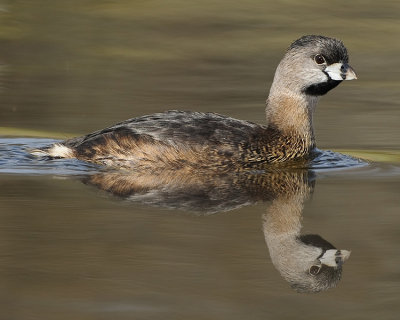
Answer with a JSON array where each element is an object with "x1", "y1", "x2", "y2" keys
[{"x1": 1, "y1": 1, "x2": 400, "y2": 319}]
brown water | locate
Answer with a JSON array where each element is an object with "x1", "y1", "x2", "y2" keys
[{"x1": 1, "y1": 1, "x2": 400, "y2": 319}]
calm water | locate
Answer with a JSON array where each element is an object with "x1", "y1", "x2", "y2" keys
[{"x1": 1, "y1": 1, "x2": 400, "y2": 319}]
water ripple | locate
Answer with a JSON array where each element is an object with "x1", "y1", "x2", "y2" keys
[
  {"x1": 310, "y1": 149, "x2": 368, "y2": 171},
  {"x1": 0, "y1": 138, "x2": 100, "y2": 175}
]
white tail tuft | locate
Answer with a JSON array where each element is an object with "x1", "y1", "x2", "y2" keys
[{"x1": 47, "y1": 144, "x2": 74, "y2": 158}]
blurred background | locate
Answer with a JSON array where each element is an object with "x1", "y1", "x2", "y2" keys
[
  {"x1": 0, "y1": 0, "x2": 399, "y2": 149},
  {"x1": 1, "y1": 1, "x2": 400, "y2": 319}
]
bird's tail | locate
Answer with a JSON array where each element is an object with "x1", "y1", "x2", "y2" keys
[{"x1": 29, "y1": 143, "x2": 74, "y2": 158}]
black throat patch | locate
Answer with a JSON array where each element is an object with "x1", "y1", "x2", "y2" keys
[{"x1": 304, "y1": 76, "x2": 342, "y2": 96}]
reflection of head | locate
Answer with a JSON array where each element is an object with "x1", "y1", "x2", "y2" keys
[
  {"x1": 287, "y1": 234, "x2": 350, "y2": 293},
  {"x1": 263, "y1": 182, "x2": 350, "y2": 293}
]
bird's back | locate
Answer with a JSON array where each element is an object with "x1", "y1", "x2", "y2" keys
[{"x1": 66, "y1": 110, "x2": 261, "y2": 146}]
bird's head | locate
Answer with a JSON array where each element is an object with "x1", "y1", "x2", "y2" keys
[{"x1": 273, "y1": 35, "x2": 357, "y2": 96}]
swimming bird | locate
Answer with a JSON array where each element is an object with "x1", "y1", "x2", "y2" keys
[{"x1": 36, "y1": 35, "x2": 357, "y2": 171}]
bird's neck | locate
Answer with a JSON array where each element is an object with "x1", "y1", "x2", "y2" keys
[{"x1": 266, "y1": 89, "x2": 318, "y2": 147}]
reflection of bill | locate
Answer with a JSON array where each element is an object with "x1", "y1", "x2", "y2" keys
[{"x1": 83, "y1": 166, "x2": 350, "y2": 293}]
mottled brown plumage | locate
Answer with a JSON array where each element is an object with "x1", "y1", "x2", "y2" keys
[
  {"x1": 36, "y1": 35, "x2": 357, "y2": 170},
  {"x1": 62, "y1": 114, "x2": 313, "y2": 172}
]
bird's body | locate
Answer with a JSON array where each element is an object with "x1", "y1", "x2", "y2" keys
[
  {"x1": 55, "y1": 110, "x2": 312, "y2": 171},
  {"x1": 37, "y1": 35, "x2": 357, "y2": 170}
]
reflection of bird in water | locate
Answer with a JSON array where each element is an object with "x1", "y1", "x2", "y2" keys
[
  {"x1": 83, "y1": 167, "x2": 350, "y2": 293},
  {"x1": 34, "y1": 35, "x2": 356, "y2": 170},
  {"x1": 262, "y1": 178, "x2": 350, "y2": 293}
]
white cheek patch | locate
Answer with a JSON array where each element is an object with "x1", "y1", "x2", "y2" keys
[{"x1": 325, "y1": 63, "x2": 344, "y2": 81}]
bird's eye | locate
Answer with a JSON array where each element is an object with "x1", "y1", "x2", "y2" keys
[
  {"x1": 314, "y1": 54, "x2": 326, "y2": 65},
  {"x1": 309, "y1": 265, "x2": 321, "y2": 276}
]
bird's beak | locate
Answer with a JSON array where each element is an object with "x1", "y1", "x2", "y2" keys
[
  {"x1": 319, "y1": 249, "x2": 351, "y2": 267},
  {"x1": 325, "y1": 63, "x2": 358, "y2": 81}
]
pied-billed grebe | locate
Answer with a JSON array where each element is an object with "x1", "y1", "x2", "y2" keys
[{"x1": 36, "y1": 35, "x2": 357, "y2": 170}]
